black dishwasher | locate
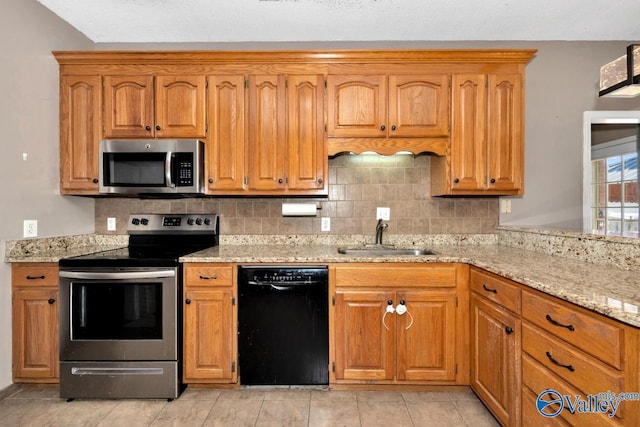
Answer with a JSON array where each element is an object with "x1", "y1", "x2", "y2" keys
[{"x1": 238, "y1": 266, "x2": 329, "y2": 385}]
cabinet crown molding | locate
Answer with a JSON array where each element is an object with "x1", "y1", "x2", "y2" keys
[{"x1": 53, "y1": 49, "x2": 537, "y2": 65}]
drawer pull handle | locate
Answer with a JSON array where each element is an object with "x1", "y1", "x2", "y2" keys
[
  {"x1": 545, "y1": 351, "x2": 575, "y2": 372},
  {"x1": 545, "y1": 314, "x2": 575, "y2": 332},
  {"x1": 505, "y1": 326, "x2": 514, "y2": 334},
  {"x1": 199, "y1": 275, "x2": 218, "y2": 280},
  {"x1": 482, "y1": 284, "x2": 497, "y2": 294},
  {"x1": 26, "y1": 275, "x2": 46, "y2": 280}
]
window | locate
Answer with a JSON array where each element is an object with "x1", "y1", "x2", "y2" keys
[{"x1": 591, "y1": 151, "x2": 638, "y2": 237}]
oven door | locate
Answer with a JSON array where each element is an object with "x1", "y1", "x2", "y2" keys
[{"x1": 59, "y1": 268, "x2": 179, "y2": 361}]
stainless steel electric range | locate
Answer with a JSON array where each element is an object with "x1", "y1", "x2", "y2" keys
[{"x1": 58, "y1": 213, "x2": 219, "y2": 400}]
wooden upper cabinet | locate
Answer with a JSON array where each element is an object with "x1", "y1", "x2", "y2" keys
[
  {"x1": 207, "y1": 75, "x2": 246, "y2": 191},
  {"x1": 103, "y1": 74, "x2": 206, "y2": 138},
  {"x1": 246, "y1": 74, "x2": 327, "y2": 193},
  {"x1": 286, "y1": 74, "x2": 326, "y2": 191},
  {"x1": 327, "y1": 74, "x2": 449, "y2": 138},
  {"x1": 388, "y1": 75, "x2": 449, "y2": 138},
  {"x1": 486, "y1": 74, "x2": 523, "y2": 193},
  {"x1": 432, "y1": 72, "x2": 524, "y2": 195},
  {"x1": 103, "y1": 75, "x2": 154, "y2": 137},
  {"x1": 59, "y1": 75, "x2": 102, "y2": 194},
  {"x1": 327, "y1": 75, "x2": 387, "y2": 137},
  {"x1": 247, "y1": 75, "x2": 287, "y2": 191}
]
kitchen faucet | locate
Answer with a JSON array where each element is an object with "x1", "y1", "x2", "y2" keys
[{"x1": 375, "y1": 219, "x2": 388, "y2": 245}]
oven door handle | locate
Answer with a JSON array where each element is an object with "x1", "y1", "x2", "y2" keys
[{"x1": 59, "y1": 270, "x2": 176, "y2": 280}]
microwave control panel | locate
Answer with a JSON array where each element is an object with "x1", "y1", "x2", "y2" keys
[{"x1": 175, "y1": 153, "x2": 194, "y2": 186}]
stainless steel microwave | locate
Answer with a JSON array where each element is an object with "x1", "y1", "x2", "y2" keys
[{"x1": 99, "y1": 139, "x2": 204, "y2": 195}]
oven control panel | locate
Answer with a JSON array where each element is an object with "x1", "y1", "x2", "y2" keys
[{"x1": 128, "y1": 214, "x2": 218, "y2": 233}]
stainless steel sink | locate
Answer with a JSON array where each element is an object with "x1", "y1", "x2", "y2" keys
[{"x1": 337, "y1": 247, "x2": 436, "y2": 256}]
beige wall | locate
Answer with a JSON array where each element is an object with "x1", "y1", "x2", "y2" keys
[
  {"x1": 0, "y1": 0, "x2": 95, "y2": 389},
  {"x1": 96, "y1": 154, "x2": 499, "y2": 236}
]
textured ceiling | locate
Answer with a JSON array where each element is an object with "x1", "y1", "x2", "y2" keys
[{"x1": 38, "y1": 0, "x2": 640, "y2": 43}]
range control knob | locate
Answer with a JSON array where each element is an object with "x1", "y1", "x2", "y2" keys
[
  {"x1": 187, "y1": 218, "x2": 195, "y2": 225},
  {"x1": 131, "y1": 218, "x2": 140, "y2": 225},
  {"x1": 195, "y1": 218, "x2": 203, "y2": 225},
  {"x1": 204, "y1": 218, "x2": 211, "y2": 226},
  {"x1": 140, "y1": 218, "x2": 149, "y2": 226}
]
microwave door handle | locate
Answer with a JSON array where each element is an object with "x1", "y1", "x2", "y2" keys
[{"x1": 165, "y1": 151, "x2": 175, "y2": 188}]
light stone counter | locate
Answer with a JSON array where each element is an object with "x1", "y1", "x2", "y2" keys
[
  {"x1": 181, "y1": 243, "x2": 640, "y2": 328},
  {"x1": 4, "y1": 234, "x2": 128, "y2": 263}
]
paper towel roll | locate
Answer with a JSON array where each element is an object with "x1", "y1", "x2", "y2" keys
[{"x1": 281, "y1": 203, "x2": 318, "y2": 216}]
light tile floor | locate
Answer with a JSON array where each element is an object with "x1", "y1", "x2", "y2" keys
[{"x1": 0, "y1": 385, "x2": 500, "y2": 426}]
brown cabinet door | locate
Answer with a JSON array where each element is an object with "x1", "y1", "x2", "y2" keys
[
  {"x1": 449, "y1": 74, "x2": 487, "y2": 192},
  {"x1": 59, "y1": 75, "x2": 102, "y2": 194},
  {"x1": 12, "y1": 288, "x2": 59, "y2": 382},
  {"x1": 155, "y1": 75, "x2": 206, "y2": 138},
  {"x1": 334, "y1": 289, "x2": 395, "y2": 381},
  {"x1": 103, "y1": 75, "x2": 154, "y2": 138},
  {"x1": 388, "y1": 75, "x2": 449, "y2": 138},
  {"x1": 486, "y1": 73, "x2": 523, "y2": 192},
  {"x1": 327, "y1": 75, "x2": 387, "y2": 137},
  {"x1": 247, "y1": 75, "x2": 287, "y2": 191},
  {"x1": 396, "y1": 289, "x2": 457, "y2": 381},
  {"x1": 286, "y1": 75, "x2": 326, "y2": 190},
  {"x1": 183, "y1": 289, "x2": 235, "y2": 382},
  {"x1": 207, "y1": 75, "x2": 246, "y2": 191},
  {"x1": 471, "y1": 294, "x2": 520, "y2": 427}
]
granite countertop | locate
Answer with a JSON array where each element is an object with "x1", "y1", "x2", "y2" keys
[
  {"x1": 181, "y1": 244, "x2": 640, "y2": 328},
  {"x1": 6, "y1": 232, "x2": 640, "y2": 328}
]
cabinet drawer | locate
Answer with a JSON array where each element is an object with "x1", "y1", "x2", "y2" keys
[
  {"x1": 522, "y1": 291, "x2": 624, "y2": 370},
  {"x1": 184, "y1": 264, "x2": 233, "y2": 286},
  {"x1": 522, "y1": 354, "x2": 623, "y2": 425},
  {"x1": 334, "y1": 264, "x2": 457, "y2": 288},
  {"x1": 470, "y1": 268, "x2": 521, "y2": 314},
  {"x1": 522, "y1": 323, "x2": 624, "y2": 402},
  {"x1": 12, "y1": 263, "x2": 59, "y2": 287}
]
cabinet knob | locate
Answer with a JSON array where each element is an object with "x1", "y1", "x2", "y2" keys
[
  {"x1": 380, "y1": 125, "x2": 386, "y2": 131},
  {"x1": 391, "y1": 125, "x2": 397, "y2": 131},
  {"x1": 453, "y1": 178, "x2": 460, "y2": 183},
  {"x1": 48, "y1": 298, "x2": 55, "y2": 305},
  {"x1": 185, "y1": 299, "x2": 191, "y2": 304},
  {"x1": 145, "y1": 125, "x2": 151, "y2": 131},
  {"x1": 155, "y1": 125, "x2": 161, "y2": 131},
  {"x1": 490, "y1": 178, "x2": 496, "y2": 184},
  {"x1": 208, "y1": 178, "x2": 214, "y2": 184},
  {"x1": 505, "y1": 326, "x2": 514, "y2": 334},
  {"x1": 278, "y1": 178, "x2": 284, "y2": 184},
  {"x1": 317, "y1": 178, "x2": 323, "y2": 185}
]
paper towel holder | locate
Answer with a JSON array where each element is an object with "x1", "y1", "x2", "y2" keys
[{"x1": 281, "y1": 202, "x2": 321, "y2": 217}]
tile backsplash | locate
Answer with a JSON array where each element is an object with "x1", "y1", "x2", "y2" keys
[{"x1": 95, "y1": 153, "x2": 499, "y2": 235}]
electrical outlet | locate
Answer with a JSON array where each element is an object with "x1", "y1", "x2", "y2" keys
[
  {"x1": 500, "y1": 199, "x2": 512, "y2": 214},
  {"x1": 107, "y1": 217, "x2": 117, "y2": 231},
  {"x1": 376, "y1": 207, "x2": 390, "y2": 220},
  {"x1": 23, "y1": 220, "x2": 37, "y2": 238},
  {"x1": 321, "y1": 217, "x2": 331, "y2": 232}
]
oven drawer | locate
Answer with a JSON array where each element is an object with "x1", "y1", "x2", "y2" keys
[{"x1": 184, "y1": 264, "x2": 233, "y2": 286}]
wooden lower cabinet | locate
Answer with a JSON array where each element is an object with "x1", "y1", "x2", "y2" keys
[
  {"x1": 332, "y1": 263, "x2": 467, "y2": 385},
  {"x1": 471, "y1": 293, "x2": 520, "y2": 426},
  {"x1": 11, "y1": 263, "x2": 59, "y2": 383},
  {"x1": 182, "y1": 263, "x2": 237, "y2": 384},
  {"x1": 470, "y1": 267, "x2": 521, "y2": 426}
]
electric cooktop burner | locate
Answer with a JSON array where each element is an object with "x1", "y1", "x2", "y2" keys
[{"x1": 59, "y1": 214, "x2": 219, "y2": 268}]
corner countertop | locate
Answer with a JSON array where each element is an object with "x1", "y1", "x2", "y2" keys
[{"x1": 181, "y1": 244, "x2": 640, "y2": 328}]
